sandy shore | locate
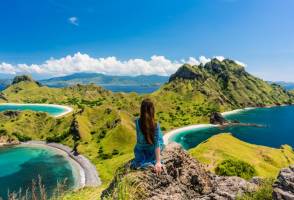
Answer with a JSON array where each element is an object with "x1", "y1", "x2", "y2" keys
[
  {"x1": 0, "y1": 103, "x2": 73, "y2": 117},
  {"x1": 163, "y1": 107, "x2": 258, "y2": 145},
  {"x1": 18, "y1": 141, "x2": 101, "y2": 188}
]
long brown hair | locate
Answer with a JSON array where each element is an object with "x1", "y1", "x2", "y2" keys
[{"x1": 139, "y1": 98, "x2": 156, "y2": 144}]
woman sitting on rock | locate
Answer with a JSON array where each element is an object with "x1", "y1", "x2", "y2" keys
[{"x1": 131, "y1": 98, "x2": 164, "y2": 175}]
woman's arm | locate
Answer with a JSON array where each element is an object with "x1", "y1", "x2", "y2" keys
[
  {"x1": 154, "y1": 123, "x2": 163, "y2": 175},
  {"x1": 154, "y1": 147, "x2": 163, "y2": 175}
]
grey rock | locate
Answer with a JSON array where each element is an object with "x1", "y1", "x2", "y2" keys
[
  {"x1": 210, "y1": 112, "x2": 227, "y2": 125},
  {"x1": 101, "y1": 143, "x2": 257, "y2": 200},
  {"x1": 273, "y1": 165, "x2": 294, "y2": 200}
]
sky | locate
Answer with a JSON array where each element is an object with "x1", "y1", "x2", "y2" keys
[{"x1": 0, "y1": 0, "x2": 293, "y2": 81}]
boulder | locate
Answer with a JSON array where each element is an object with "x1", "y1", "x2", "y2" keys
[
  {"x1": 11, "y1": 75, "x2": 42, "y2": 86},
  {"x1": 3, "y1": 110, "x2": 20, "y2": 118},
  {"x1": 101, "y1": 143, "x2": 257, "y2": 200},
  {"x1": 210, "y1": 112, "x2": 227, "y2": 125},
  {"x1": 273, "y1": 165, "x2": 294, "y2": 200}
]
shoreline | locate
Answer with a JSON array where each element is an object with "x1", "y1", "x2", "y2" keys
[
  {"x1": 7, "y1": 141, "x2": 101, "y2": 189},
  {"x1": 163, "y1": 105, "x2": 288, "y2": 145},
  {"x1": 0, "y1": 103, "x2": 73, "y2": 118}
]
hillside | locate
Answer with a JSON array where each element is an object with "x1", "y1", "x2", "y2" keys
[
  {"x1": 189, "y1": 133, "x2": 294, "y2": 178},
  {"x1": 0, "y1": 59, "x2": 293, "y2": 199},
  {"x1": 150, "y1": 58, "x2": 293, "y2": 130},
  {"x1": 40, "y1": 73, "x2": 168, "y2": 88}
]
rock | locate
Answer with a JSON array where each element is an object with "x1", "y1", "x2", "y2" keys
[
  {"x1": 210, "y1": 112, "x2": 227, "y2": 125},
  {"x1": 169, "y1": 64, "x2": 205, "y2": 82},
  {"x1": 0, "y1": 93, "x2": 7, "y2": 101},
  {"x1": 11, "y1": 75, "x2": 42, "y2": 86},
  {"x1": 101, "y1": 143, "x2": 257, "y2": 200},
  {"x1": 2, "y1": 110, "x2": 20, "y2": 118},
  {"x1": 273, "y1": 165, "x2": 294, "y2": 200}
]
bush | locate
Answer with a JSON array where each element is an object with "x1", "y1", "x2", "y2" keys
[
  {"x1": 12, "y1": 132, "x2": 32, "y2": 142},
  {"x1": 215, "y1": 159, "x2": 257, "y2": 180},
  {"x1": 237, "y1": 178, "x2": 274, "y2": 200},
  {"x1": 0, "y1": 129, "x2": 8, "y2": 136}
]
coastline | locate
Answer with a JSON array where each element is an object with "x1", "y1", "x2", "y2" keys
[
  {"x1": 164, "y1": 104, "x2": 294, "y2": 146},
  {"x1": 163, "y1": 106, "x2": 258, "y2": 145},
  {"x1": 17, "y1": 141, "x2": 101, "y2": 188},
  {"x1": 0, "y1": 103, "x2": 73, "y2": 117}
]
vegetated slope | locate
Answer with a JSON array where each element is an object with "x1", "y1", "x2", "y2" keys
[
  {"x1": 0, "y1": 76, "x2": 142, "y2": 188},
  {"x1": 1, "y1": 58, "x2": 293, "y2": 199},
  {"x1": 40, "y1": 72, "x2": 169, "y2": 88},
  {"x1": 151, "y1": 58, "x2": 293, "y2": 130},
  {"x1": 189, "y1": 133, "x2": 294, "y2": 178}
]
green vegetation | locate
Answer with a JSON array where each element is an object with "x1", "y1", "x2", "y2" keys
[
  {"x1": 215, "y1": 159, "x2": 257, "y2": 180},
  {"x1": 189, "y1": 133, "x2": 294, "y2": 178},
  {"x1": 237, "y1": 178, "x2": 274, "y2": 200},
  {"x1": 0, "y1": 59, "x2": 293, "y2": 199}
]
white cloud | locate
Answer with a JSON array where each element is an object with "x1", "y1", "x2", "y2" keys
[
  {"x1": 199, "y1": 56, "x2": 211, "y2": 65},
  {"x1": 0, "y1": 63, "x2": 17, "y2": 74},
  {"x1": 234, "y1": 60, "x2": 246, "y2": 67},
  {"x1": 0, "y1": 53, "x2": 246, "y2": 77},
  {"x1": 68, "y1": 17, "x2": 79, "y2": 26},
  {"x1": 214, "y1": 56, "x2": 225, "y2": 62}
]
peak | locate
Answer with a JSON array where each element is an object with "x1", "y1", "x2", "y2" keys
[{"x1": 11, "y1": 75, "x2": 41, "y2": 86}]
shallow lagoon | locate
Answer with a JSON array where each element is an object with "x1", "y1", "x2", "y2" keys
[
  {"x1": 170, "y1": 106, "x2": 294, "y2": 150},
  {"x1": 0, "y1": 146, "x2": 76, "y2": 200},
  {"x1": 0, "y1": 103, "x2": 72, "y2": 117}
]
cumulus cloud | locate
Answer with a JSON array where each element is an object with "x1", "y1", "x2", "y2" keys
[
  {"x1": 0, "y1": 53, "x2": 246, "y2": 77},
  {"x1": 0, "y1": 63, "x2": 17, "y2": 74},
  {"x1": 214, "y1": 56, "x2": 225, "y2": 62},
  {"x1": 234, "y1": 60, "x2": 246, "y2": 67},
  {"x1": 68, "y1": 17, "x2": 79, "y2": 26}
]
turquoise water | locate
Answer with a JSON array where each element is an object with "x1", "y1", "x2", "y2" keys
[
  {"x1": 0, "y1": 104, "x2": 68, "y2": 117},
  {"x1": 171, "y1": 106, "x2": 294, "y2": 150},
  {"x1": 0, "y1": 146, "x2": 76, "y2": 200}
]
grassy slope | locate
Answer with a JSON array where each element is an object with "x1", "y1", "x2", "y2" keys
[
  {"x1": 0, "y1": 60, "x2": 293, "y2": 199},
  {"x1": 189, "y1": 133, "x2": 294, "y2": 178}
]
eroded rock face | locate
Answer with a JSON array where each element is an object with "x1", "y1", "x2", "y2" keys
[
  {"x1": 273, "y1": 165, "x2": 294, "y2": 200},
  {"x1": 210, "y1": 112, "x2": 227, "y2": 125},
  {"x1": 3, "y1": 110, "x2": 20, "y2": 118},
  {"x1": 102, "y1": 143, "x2": 257, "y2": 200}
]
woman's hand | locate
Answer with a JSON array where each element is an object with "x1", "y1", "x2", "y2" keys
[{"x1": 154, "y1": 162, "x2": 163, "y2": 175}]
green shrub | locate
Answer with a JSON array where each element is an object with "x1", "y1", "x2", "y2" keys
[
  {"x1": 215, "y1": 159, "x2": 257, "y2": 180},
  {"x1": 237, "y1": 178, "x2": 274, "y2": 200},
  {"x1": 12, "y1": 132, "x2": 32, "y2": 142},
  {"x1": 0, "y1": 129, "x2": 7, "y2": 136}
]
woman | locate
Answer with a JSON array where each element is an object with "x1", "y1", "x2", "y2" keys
[{"x1": 131, "y1": 99, "x2": 164, "y2": 175}]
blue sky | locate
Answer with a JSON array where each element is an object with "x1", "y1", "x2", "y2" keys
[{"x1": 0, "y1": 0, "x2": 293, "y2": 81}]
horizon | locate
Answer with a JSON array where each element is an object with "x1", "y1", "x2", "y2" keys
[{"x1": 0, "y1": 0, "x2": 294, "y2": 81}]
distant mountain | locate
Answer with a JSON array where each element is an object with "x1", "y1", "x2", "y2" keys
[
  {"x1": 40, "y1": 73, "x2": 169, "y2": 88},
  {"x1": 0, "y1": 79, "x2": 11, "y2": 90},
  {"x1": 271, "y1": 81, "x2": 294, "y2": 91}
]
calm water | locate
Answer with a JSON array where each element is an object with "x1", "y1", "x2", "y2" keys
[
  {"x1": 171, "y1": 106, "x2": 294, "y2": 149},
  {"x1": 0, "y1": 104, "x2": 68, "y2": 117},
  {"x1": 0, "y1": 146, "x2": 76, "y2": 200}
]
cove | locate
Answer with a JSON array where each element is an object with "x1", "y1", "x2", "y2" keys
[
  {"x1": 0, "y1": 103, "x2": 72, "y2": 117},
  {"x1": 0, "y1": 146, "x2": 77, "y2": 200},
  {"x1": 168, "y1": 106, "x2": 294, "y2": 150}
]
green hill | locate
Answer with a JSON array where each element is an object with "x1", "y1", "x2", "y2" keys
[
  {"x1": 0, "y1": 59, "x2": 293, "y2": 199},
  {"x1": 189, "y1": 133, "x2": 294, "y2": 178}
]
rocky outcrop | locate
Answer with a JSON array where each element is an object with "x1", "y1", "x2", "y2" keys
[
  {"x1": 273, "y1": 165, "x2": 294, "y2": 200},
  {"x1": 169, "y1": 64, "x2": 205, "y2": 82},
  {"x1": 0, "y1": 92, "x2": 7, "y2": 101},
  {"x1": 101, "y1": 143, "x2": 257, "y2": 200},
  {"x1": 11, "y1": 75, "x2": 42, "y2": 86},
  {"x1": 210, "y1": 112, "x2": 227, "y2": 125},
  {"x1": 2, "y1": 110, "x2": 20, "y2": 118}
]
